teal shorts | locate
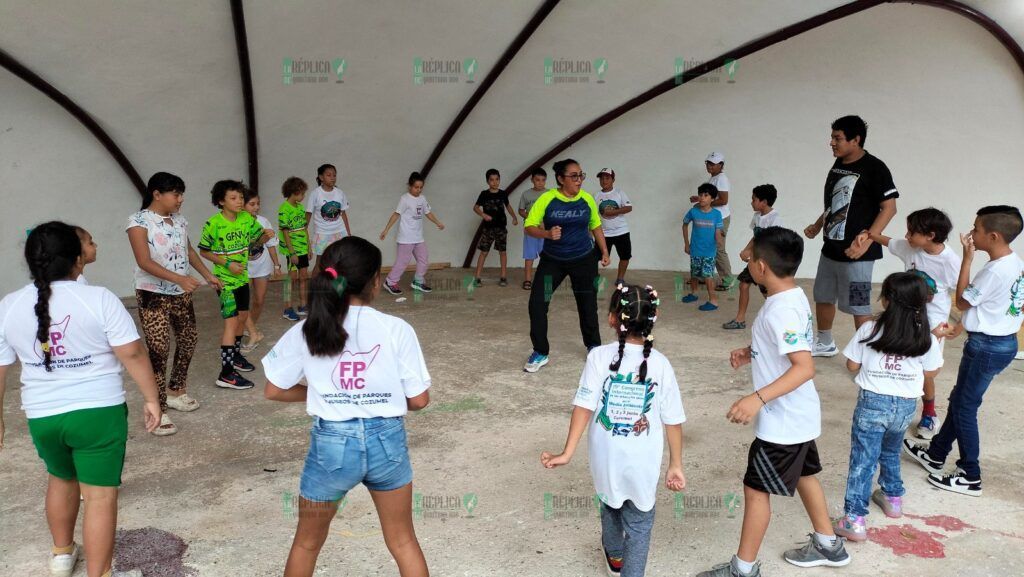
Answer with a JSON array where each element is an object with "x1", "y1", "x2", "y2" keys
[{"x1": 27, "y1": 404, "x2": 129, "y2": 487}]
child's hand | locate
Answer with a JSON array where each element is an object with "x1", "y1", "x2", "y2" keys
[
  {"x1": 379, "y1": 231, "x2": 387, "y2": 241},
  {"x1": 549, "y1": 226, "x2": 562, "y2": 241},
  {"x1": 844, "y1": 230, "x2": 872, "y2": 259},
  {"x1": 689, "y1": 195, "x2": 699, "y2": 203},
  {"x1": 739, "y1": 248, "x2": 752, "y2": 262},
  {"x1": 289, "y1": 255, "x2": 299, "y2": 265},
  {"x1": 483, "y1": 215, "x2": 493, "y2": 222},
  {"x1": 730, "y1": 346, "x2": 751, "y2": 369},
  {"x1": 727, "y1": 394, "x2": 761, "y2": 425},
  {"x1": 804, "y1": 222, "x2": 820, "y2": 239},
  {"x1": 262, "y1": 229, "x2": 274, "y2": 241},
  {"x1": 207, "y1": 277, "x2": 224, "y2": 291},
  {"x1": 600, "y1": 253, "x2": 610, "y2": 267},
  {"x1": 960, "y1": 232, "x2": 975, "y2": 259},
  {"x1": 684, "y1": 244, "x2": 690, "y2": 255},
  {"x1": 142, "y1": 402, "x2": 162, "y2": 433},
  {"x1": 512, "y1": 218, "x2": 518, "y2": 226},
  {"x1": 947, "y1": 322, "x2": 964, "y2": 339},
  {"x1": 665, "y1": 467, "x2": 686, "y2": 492},
  {"x1": 178, "y1": 276, "x2": 202, "y2": 293},
  {"x1": 228, "y1": 261, "x2": 244, "y2": 275},
  {"x1": 437, "y1": 223, "x2": 445, "y2": 230},
  {"x1": 540, "y1": 451, "x2": 571, "y2": 468}
]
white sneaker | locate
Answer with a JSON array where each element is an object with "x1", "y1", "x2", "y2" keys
[
  {"x1": 49, "y1": 543, "x2": 79, "y2": 577},
  {"x1": 114, "y1": 571, "x2": 144, "y2": 577},
  {"x1": 166, "y1": 393, "x2": 200, "y2": 412},
  {"x1": 811, "y1": 340, "x2": 838, "y2": 357},
  {"x1": 1015, "y1": 350, "x2": 1024, "y2": 361}
]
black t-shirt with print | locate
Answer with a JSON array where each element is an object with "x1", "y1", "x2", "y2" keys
[
  {"x1": 476, "y1": 189, "x2": 510, "y2": 229},
  {"x1": 821, "y1": 151, "x2": 898, "y2": 262}
]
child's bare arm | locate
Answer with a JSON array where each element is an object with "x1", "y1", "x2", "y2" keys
[
  {"x1": 716, "y1": 228, "x2": 724, "y2": 248},
  {"x1": 341, "y1": 211, "x2": 351, "y2": 235},
  {"x1": 425, "y1": 212, "x2": 444, "y2": 229},
  {"x1": 728, "y1": 350, "x2": 814, "y2": 425},
  {"x1": 664, "y1": 423, "x2": 686, "y2": 491},
  {"x1": 540, "y1": 405, "x2": 593, "y2": 468},
  {"x1": 380, "y1": 212, "x2": 401, "y2": 240},
  {"x1": 955, "y1": 233, "x2": 975, "y2": 311},
  {"x1": 264, "y1": 381, "x2": 307, "y2": 402},
  {"x1": 845, "y1": 359, "x2": 861, "y2": 373}
]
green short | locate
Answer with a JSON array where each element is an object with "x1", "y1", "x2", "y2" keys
[{"x1": 27, "y1": 404, "x2": 129, "y2": 487}]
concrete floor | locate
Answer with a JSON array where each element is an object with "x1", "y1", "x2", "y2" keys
[{"x1": 1, "y1": 268, "x2": 1023, "y2": 577}]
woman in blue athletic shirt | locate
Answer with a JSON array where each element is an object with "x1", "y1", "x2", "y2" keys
[{"x1": 522, "y1": 158, "x2": 610, "y2": 373}]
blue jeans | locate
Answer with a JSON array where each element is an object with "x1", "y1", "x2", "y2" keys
[
  {"x1": 927, "y1": 332, "x2": 1018, "y2": 479},
  {"x1": 843, "y1": 389, "x2": 916, "y2": 517},
  {"x1": 601, "y1": 501, "x2": 655, "y2": 577},
  {"x1": 299, "y1": 416, "x2": 412, "y2": 502}
]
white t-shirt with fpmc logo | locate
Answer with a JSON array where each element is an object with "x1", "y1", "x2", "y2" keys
[
  {"x1": 0, "y1": 281, "x2": 140, "y2": 418},
  {"x1": 843, "y1": 321, "x2": 943, "y2": 398},
  {"x1": 261, "y1": 306, "x2": 431, "y2": 421}
]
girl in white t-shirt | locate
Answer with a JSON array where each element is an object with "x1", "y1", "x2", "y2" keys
[
  {"x1": 242, "y1": 189, "x2": 281, "y2": 352},
  {"x1": 262, "y1": 236, "x2": 430, "y2": 576},
  {"x1": 379, "y1": 172, "x2": 445, "y2": 295},
  {"x1": 305, "y1": 163, "x2": 352, "y2": 266},
  {"x1": 542, "y1": 283, "x2": 685, "y2": 577},
  {"x1": 0, "y1": 221, "x2": 161, "y2": 577},
  {"x1": 835, "y1": 272, "x2": 942, "y2": 542}
]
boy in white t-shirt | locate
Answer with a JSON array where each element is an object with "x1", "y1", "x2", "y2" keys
[
  {"x1": 869, "y1": 208, "x2": 960, "y2": 439},
  {"x1": 904, "y1": 205, "x2": 1024, "y2": 497},
  {"x1": 542, "y1": 283, "x2": 685, "y2": 577},
  {"x1": 380, "y1": 171, "x2": 445, "y2": 295},
  {"x1": 698, "y1": 227, "x2": 849, "y2": 577},
  {"x1": 262, "y1": 236, "x2": 430, "y2": 575},
  {"x1": 724, "y1": 184, "x2": 782, "y2": 330},
  {"x1": 834, "y1": 272, "x2": 943, "y2": 542},
  {"x1": 595, "y1": 168, "x2": 634, "y2": 285},
  {"x1": 305, "y1": 163, "x2": 351, "y2": 264}
]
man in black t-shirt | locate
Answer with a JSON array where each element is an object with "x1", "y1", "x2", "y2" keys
[
  {"x1": 804, "y1": 115, "x2": 898, "y2": 357},
  {"x1": 473, "y1": 168, "x2": 518, "y2": 286}
]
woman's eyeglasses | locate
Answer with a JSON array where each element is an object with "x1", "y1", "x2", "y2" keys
[{"x1": 564, "y1": 172, "x2": 586, "y2": 181}]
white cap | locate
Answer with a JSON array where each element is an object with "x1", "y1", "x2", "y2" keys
[{"x1": 705, "y1": 151, "x2": 725, "y2": 164}]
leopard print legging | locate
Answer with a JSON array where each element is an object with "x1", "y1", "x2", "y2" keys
[{"x1": 136, "y1": 290, "x2": 198, "y2": 410}]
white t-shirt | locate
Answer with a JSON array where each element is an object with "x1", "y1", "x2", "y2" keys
[
  {"x1": 305, "y1": 186, "x2": 350, "y2": 236},
  {"x1": 125, "y1": 210, "x2": 191, "y2": 295},
  {"x1": 0, "y1": 282, "x2": 140, "y2": 418},
  {"x1": 261, "y1": 306, "x2": 430, "y2": 420},
  {"x1": 595, "y1": 188, "x2": 632, "y2": 237},
  {"x1": 247, "y1": 215, "x2": 279, "y2": 278},
  {"x1": 887, "y1": 239, "x2": 961, "y2": 329},
  {"x1": 750, "y1": 287, "x2": 820, "y2": 444},
  {"x1": 573, "y1": 343, "x2": 685, "y2": 512},
  {"x1": 962, "y1": 253, "x2": 1024, "y2": 336},
  {"x1": 395, "y1": 193, "x2": 432, "y2": 245},
  {"x1": 77, "y1": 275, "x2": 89, "y2": 285},
  {"x1": 749, "y1": 209, "x2": 782, "y2": 235},
  {"x1": 707, "y1": 173, "x2": 731, "y2": 219},
  {"x1": 843, "y1": 320, "x2": 943, "y2": 398}
]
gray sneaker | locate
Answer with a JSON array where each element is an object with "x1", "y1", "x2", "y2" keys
[
  {"x1": 697, "y1": 556, "x2": 761, "y2": 577},
  {"x1": 783, "y1": 533, "x2": 851, "y2": 568}
]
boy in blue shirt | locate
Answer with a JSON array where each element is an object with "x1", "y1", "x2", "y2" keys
[{"x1": 682, "y1": 183, "x2": 724, "y2": 310}]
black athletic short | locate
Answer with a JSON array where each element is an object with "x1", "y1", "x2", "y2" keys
[
  {"x1": 743, "y1": 438, "x2": 821, "y2": 496},
  {"x1": 218, "y1": 284, "x2": 251, "y2": 318},
  {"x1": 737, "y1": 266, "x2": 768, "y2": 296},
  {"x1": 604, "y1": 233, "x2": 632, "y2": 261},
  {"x1": 291, "y1": 254, "x2": 310, "y2": 270}
]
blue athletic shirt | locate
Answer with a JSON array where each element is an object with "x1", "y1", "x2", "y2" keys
[
  {"x1": 524, "y1": 188, "x2": 602, "y2": 261},
  {"x1": 683, "y1": 206, "x2": 723, "y2": 258}
]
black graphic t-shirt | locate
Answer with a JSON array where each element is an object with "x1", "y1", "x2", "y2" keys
[
  {"x1": 821, "y1": 151, "x2": 898, "y2": 262},
  {"x1": 476, "y1": 189, "x2": 510, "y2": 229}
]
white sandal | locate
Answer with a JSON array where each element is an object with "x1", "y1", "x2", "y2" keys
[
  {"x1": 166, "y1": 393, "x2": 200, "y2": 412},
  {"x1": 152, "y1": 413, "x2": 178, "y2": 436}
]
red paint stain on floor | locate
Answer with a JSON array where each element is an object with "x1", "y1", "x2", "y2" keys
[
  {"x1": 868, "y1": 525, "x2": 946, "y2": 558},
  {"x1": 904, "y1": 513, "x2": 974, "y2": 532}
]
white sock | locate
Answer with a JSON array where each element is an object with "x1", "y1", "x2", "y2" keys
[
  {"x1": 734, "y1": 555, "x2": 756, "y2": 574},
  {"x1": 815, "y1": 531, "x2": 837, "y2": 547},
  {"x1": 816, "y1": 330, "x2": 833, "y2": 345}
]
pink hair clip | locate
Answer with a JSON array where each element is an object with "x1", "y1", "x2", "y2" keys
[{"x1": 324, "y1": 267, "x2": 339, "y2": 279}]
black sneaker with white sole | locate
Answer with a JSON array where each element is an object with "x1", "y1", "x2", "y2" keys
[
  {"x1": 384, "y1": 282, "x2": 403, "y2": 295},
  {"x1": 411, "y1": 280, "x2": 432, "y2": 293},
  {"x1": 902, "y1": 439, "x2": 944, "y2": 475},
  {"x1": 928, "y1": 469, "x2": 982, "y2": 497},
  {"x1": 216, "y1": 371, "x2": 254, "y2": 390},
  {"x1": 232, "y1": 354, "x2": 255, "y2": 372}
]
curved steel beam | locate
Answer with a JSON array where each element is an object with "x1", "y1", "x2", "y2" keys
[
  {"x1": 420, "y1": 0, "x2": 561, "y2": 180},
  {"x1": 0, "y1": 46, "x2": 147, "y2": 195},
  {"x1": 462, "y1": 0, "x2": 1024, "y2": 267},
  {"x1": 230, "y1": 0, "x2": 259, "y2": 192}
]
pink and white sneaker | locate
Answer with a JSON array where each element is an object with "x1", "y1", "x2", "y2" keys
[
  {"x1": 872, "y1": 489, "x2": 903, "y2": 518},
  {"x1": 833, "y1": 514, "x2": 867, "y2": 542}
]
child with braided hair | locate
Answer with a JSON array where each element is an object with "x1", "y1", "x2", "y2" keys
[{"x1": 542, "y1": 283, "x2": 686, "y2": 577}]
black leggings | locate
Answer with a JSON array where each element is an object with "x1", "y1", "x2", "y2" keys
[{"x1": 528, "y1": 251, "x2": 601, "y2": 356}]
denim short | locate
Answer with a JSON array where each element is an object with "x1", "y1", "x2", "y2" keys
[{"x1": 299, "y1": 416, "x2": 413, "y2": 502}]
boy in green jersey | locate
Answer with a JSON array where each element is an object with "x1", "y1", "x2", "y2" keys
[
  {"x1": 199, "y1": 180, "x2": 271, "y2": 390},
  {"x1": 278, "y1": 177, "x2": 310, "y2": 321}
]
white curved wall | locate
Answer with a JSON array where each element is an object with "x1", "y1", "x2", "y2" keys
[{"x1": 1, "y1": 1, "x2": 1022, "y2": 296}]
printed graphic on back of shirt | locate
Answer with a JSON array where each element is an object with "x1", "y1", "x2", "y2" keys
[
  {"x1": 31, "y1": 315, "x2": 93, "y2": 370},
  {"x1": 1009, "y1": 274, "x2": 1024, "y2": 317},
  {"x1": 595, "y1": 372, "x2": 656, "y2": 437},
  {"x1": 825, "y1": 172, "x2": 858, "y2": 241},
  {"x1": 321, "y1": 345, "x2": 393, "y2": 408},
  {"x1": 782, "y1": 314, "x2": 815, "y2": 347}
]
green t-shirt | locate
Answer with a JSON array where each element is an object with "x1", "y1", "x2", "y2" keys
[
  {"x1": 278, "y1": 200, "x2": 309, "y2": 257},
  {"x1": 198, "y1": 211, "x2": 265, "y2": 289}
]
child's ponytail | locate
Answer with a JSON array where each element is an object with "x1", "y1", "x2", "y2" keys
[
  {"x1": 608, "y1": 283, "x2": 660, "y2": 382},
  {"x1": 25, "y1": 222, "x2": 82, "y2": 371},
  {"x1": 863, "y1": 272, "x2": 932, "y2": 358},
  {"x1": 302, "y1": 236, "x2": 381, "y2": 357}
]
